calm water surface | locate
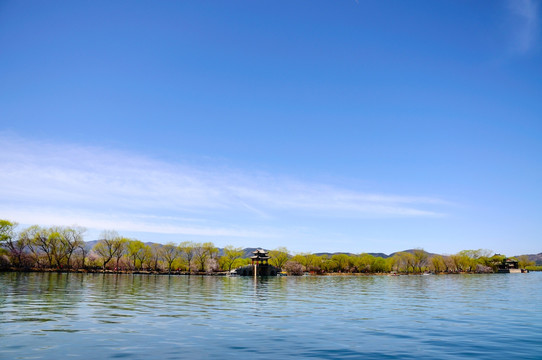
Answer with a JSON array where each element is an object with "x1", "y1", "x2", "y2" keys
[{"x1": 1, "y1": 272, "x2": 541, "y2": 359}]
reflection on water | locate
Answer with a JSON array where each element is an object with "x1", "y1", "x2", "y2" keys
[{"x1": 1, "y1": 272, "x2": 541, "y2": 359}]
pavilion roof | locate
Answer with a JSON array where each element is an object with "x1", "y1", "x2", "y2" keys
[
  {"x1": 251, "y1": 249, "x2": 270, "y2": 260},
  {"x1": 252, "y1": 249, "x2": 268, "y2": 254}
]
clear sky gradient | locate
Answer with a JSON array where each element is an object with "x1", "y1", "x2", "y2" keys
[{"x1": 1, "y1": 1, "x2": 541, "y2": 255}]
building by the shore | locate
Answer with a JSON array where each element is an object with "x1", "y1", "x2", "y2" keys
[
  {"x1": 232, "y1": 249, "x2": 280, "y2": 276},
  {"x1": 497, "y1": 258, "x2": 524, "y2": 273}
]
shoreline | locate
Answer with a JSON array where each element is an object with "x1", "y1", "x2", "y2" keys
[{"x1": 2, "y1": 268, "x2": 531, "y2": 276}]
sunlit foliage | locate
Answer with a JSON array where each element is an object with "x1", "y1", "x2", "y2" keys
[{"x1": 0, "y1": 219, "x2": 530, "y2": 275}]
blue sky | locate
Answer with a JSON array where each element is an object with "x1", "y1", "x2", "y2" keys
[{"x1": 1, "y1": 0, "x2": 541, "y2": 255}]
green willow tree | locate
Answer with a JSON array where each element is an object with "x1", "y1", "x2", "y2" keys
[
  {"x1": 331, "y1": 254, "x2": 349, "y2": 272},
  {"x1": 127, "y1": 240, "x2": 146, "y2": 270},
  {"x1": 517, "y1": 255, "x2": 534, "y2": 269},
  {"x1": 193, "y1": 242, "x2": 218, "y2": 272},
  {"x1": 269, "y1": 247, "x2": 289, "y2": 270},
  {"x1": 179, "y1": 241, "x2": 195, "y2": 272},
  {"x1": 430, "y1": 255, "x2": 446, "y2": 273},
  {"x1": 220, "y1": 245, "x2": 244, "y2": 272},
  {"x1": 0, "y1": 219, "x2": 17, "y2": 247},
  {"x1": 161, "y1": 243, "x2": 180, "y2": 274},
  {"x1": 0, "y1": 220, "x2": 24, "y2": 267}
]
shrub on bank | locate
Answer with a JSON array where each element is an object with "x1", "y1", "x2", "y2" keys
[
  {"x1": 0, "y1": 254, "x2": 10, "y2": 269},
  {"x1": 283, "y1": 261, "x2": 304, "y2": 276}
]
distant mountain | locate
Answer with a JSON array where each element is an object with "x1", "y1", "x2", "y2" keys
[
  {"x1": 215, "y1": 247, "x2": 271, "y2": 257},
  {"x1": 241, "y1": 247, "x2": 269, "y2": 257},
  {"x1": 85, "y1": 239, "x2": 156, "y2": 251},
  {"x1": 85, "y1": 240, "x2": 99, "y2": 251},
  {"x1": 368, "y1": 253, "x2": 389, "y2": 259},
  {"x1": 81, "y1": 241, "x2": 539, "y2": 263},
  {"x1": 84, "y1": 242, "x2": 268, "y2": 258},
  {"x1": 514, "y1": 253, "x2": 542, "y2": 266},
  {"x1": 315, "y1": 252, "x2": 359, "y2": 257},
  {"x1": 388, "y1": 249, "x2": 437, "y2": 258}
]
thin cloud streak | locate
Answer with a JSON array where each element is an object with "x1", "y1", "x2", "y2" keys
[
  {"x1": 508, "y1": 0, "x2": 540, "y2": 53},
  {"x1": 0, "y1": 134, "x2": 450, "y2": 237},
  {"x1": 0, "y1": 206, "x2": 267, "y2": 238}
]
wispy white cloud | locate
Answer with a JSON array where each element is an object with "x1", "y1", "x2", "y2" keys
[
  {"x1": 0, "y1": 206, "x2": 265, "y2": 238},
  {"x1": 0, "y1": 133, "x2": 450, "y2": 240},
  {"x1": 508, "y1": 0, "x2": 540, "y2": 53}
]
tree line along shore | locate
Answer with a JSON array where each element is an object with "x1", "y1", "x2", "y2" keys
[{"x1": 1, "y1": 220, "x2": 539, "y2": 275}]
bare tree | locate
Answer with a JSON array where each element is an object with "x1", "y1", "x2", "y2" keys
[
  {"x1": 113, "y1": 238, "x2": 128, "y2": 271},
  {"x1": 63, "y1": 226, "x2": 86, "y2": 269},
  {"x1": 31, "y1": 226, "x2": 54, "y2": 268},
  {"x1": 150, "y1": 244, "x2": 162, "y2": 271},
  {"x1": 93, "y1": 230, "x2": 125, "y2": 272}
]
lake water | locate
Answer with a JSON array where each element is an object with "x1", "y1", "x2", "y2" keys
[{"x1": 1, "y1": 272, "x2": 541, "y2": 359}]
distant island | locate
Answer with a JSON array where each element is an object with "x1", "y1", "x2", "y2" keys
[{"x1": 1, "y1": 220, "x2": 541, "y2": 275}]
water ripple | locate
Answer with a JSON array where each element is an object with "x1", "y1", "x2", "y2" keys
[{"x1": 0, "y1": 273, "x2": 541, "y2": 359}]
